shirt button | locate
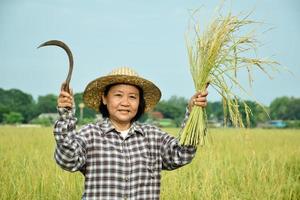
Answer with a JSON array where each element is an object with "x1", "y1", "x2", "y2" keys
[{"x1": 124, "y1": 177, "x2": 129, "y2": 181}]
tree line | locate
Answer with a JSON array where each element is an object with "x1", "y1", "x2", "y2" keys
[{"x1": 1, "y1": 88, "x2": 300, "y2": 127}]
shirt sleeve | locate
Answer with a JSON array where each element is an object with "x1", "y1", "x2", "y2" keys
[
  {"x1": 160, "y1": 108, "x2": 197, "y2": 170},
  {"x1": 53, "y1": 107, "x2": 87, "y2": 172}
]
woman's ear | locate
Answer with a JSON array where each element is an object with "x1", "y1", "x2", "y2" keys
[{"x1": 102, "y1": 95, "x2": 107, "y2": 105}]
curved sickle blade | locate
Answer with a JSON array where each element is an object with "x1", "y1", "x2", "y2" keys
[{"x1": 38, "y1": 40, "x2": 73, "y2": 92}]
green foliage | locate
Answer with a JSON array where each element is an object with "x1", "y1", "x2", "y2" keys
[
  {"x1": 270, "y1": 97, "x2": 300, "y2": 120},
  {"x1": 206, "y1": 100, "x2": 269, "y2": 128},
  {"x1": 206, "y1": 101, "x2": 223, "y2": 120},
  {"x1": 154, "y1": 96, "x2": 188, "y2": 127},
  {"x1": 0, "y1": 88, "x2": 36, "y2": 123},
  {"x1": 36, "y1": 94, "x2": 57, "y2": 114},
  {"x1": 288, "y1": 98, "x2": 300, "y2": 120},
  {"x1": 3, "y1": 112, "x2": 24, "y2": 124},
  {"x1": 239, "y1": 100, "x2": 269, "y2": 127},
  {"x1": 0, "y1": 104, "x2": 10, "y2": 123},
  {"x1": 270, "y1": 96, "x2": 291, "y2": 120}
]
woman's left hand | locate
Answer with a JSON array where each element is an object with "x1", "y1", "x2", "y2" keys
[{"x1": 188, "y1": 90, "x2": 208, "y2": 112}]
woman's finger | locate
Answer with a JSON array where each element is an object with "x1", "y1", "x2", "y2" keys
[
  {"x1": 58, "y1": 96, "x2": 73, "y2": 103},
  {"x1": 60, "y1": 82, "x2": 67, "y2": 92},
  {"x1": 188, "y1": 89, "x2": 209, "y2": 111},
  {"x1": 60, "y1": 89, "x2": 72, "y2": 96},
  {"x1": 57, "y1": 97, "x2": 73, "y2": 107},
  {"x1": 57, "y1": 89, "x2": 73, "y2": 108},
  {"x1": 198, "y1": 90, "x2": 208, "y2": 97},
  {"x1": 194, "y1": 101, "x2": 207, "y2": 107},
  {"x1": 60, "y1": 90, "x2": 73, "y2": 98},
  {"x1": 58, "y1": 102, "x2": 73, "y2": 108},
  {"x1": 58, "y1": 94, "x2": 73, "y2": 102},
  {"x1": 195, "y1": 96, "x2": 207, "y2": 102}
]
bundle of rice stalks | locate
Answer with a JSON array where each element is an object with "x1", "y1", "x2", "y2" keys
[{"x1": 179, "y1": 9, "x2": 279, "y2": 146}]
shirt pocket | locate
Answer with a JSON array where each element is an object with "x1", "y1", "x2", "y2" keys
[{"x1": 139, "y1": 148, "x2": 161, "y2": 186}]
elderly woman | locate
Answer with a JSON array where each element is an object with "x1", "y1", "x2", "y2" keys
[{"x1": 55, "y1": 67, "x2": 208, "y2": 200}]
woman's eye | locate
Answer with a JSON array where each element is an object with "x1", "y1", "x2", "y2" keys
[
  {"x1": 114, "y1": 94, "x2": 122, "y2": 97},
  {"x1": 130, "y1": 96, "x2": 137, "y2": 99}
]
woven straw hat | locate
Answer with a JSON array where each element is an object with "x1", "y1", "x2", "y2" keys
[{"x1": 83, "y1": 67, "x2": 161, "y2": 112}]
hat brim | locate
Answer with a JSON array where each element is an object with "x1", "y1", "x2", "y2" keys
[{"x1": 83, "y1": 75, "x2": 161, "y2": 112}]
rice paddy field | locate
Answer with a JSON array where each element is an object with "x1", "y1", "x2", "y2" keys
[{"x1": 0, "y1": 126, "x2": 299, "y2": 200}]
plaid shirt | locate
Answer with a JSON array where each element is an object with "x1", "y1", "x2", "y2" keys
[{"x1": 54, "y1": 108, "x2": 197, "y2": 200}]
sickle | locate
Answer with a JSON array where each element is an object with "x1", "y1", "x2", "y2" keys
[{"x1": 38, "y1": 40, "x2": 73, "y2": 93}]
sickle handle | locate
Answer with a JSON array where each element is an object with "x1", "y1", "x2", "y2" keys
[{"x1": 38, "y1": 40, "x2": 74, "y2": 93}]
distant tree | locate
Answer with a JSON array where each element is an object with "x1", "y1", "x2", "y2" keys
[
  {"x1": 206, "y1": 99, "x2": 268, "y2": 127},
  {"x1": 270, "y1": 97, "x2": 300, "y2": 120},
  {"x1": 269, "y1": 96, "x2": 291, "y2": 120},
  {"x1": 36, "y1": 94, "x2": 58, "y2": 114},
  {"x1": 206, "y1": 101, "x2": 223, "y2": 120},
  {"x1": 3, "y1": 112, "x2": 24, "y2": 124},
  {"x1": 254, "y1": 103, "x2": 269, "y2": 122},
  {"x1": 0, "y1": 88, "x2": 36, "y2": 123},
  {"x1": 154, "y1": 96, "x2": 188, "y2": 127},
  {"x1": 239, "y1": 100, "x2": 268, "y2": 127},
  {"x1": 287, "y1": 98, "x2": 300, "y2": 120},
  {"x1": 0, "y1": 104, "x2": 10, "y2": 123}
]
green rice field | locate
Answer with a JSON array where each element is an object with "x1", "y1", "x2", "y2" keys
[{"x1": 0, "y1": 126, "x2": 299, "y2": 200}]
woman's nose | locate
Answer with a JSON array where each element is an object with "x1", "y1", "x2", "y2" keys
[{"x1": 120, "y1": 96, "x2": 130, "y2": 106}]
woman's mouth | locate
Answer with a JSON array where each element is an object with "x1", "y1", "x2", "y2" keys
[{"x1": 118, "y1": 109, "x2": 130, "y2": 113}]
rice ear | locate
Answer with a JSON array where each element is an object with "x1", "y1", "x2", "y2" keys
[{"x1": 180, "y1": 8, "x2": 280, "y2": 146}]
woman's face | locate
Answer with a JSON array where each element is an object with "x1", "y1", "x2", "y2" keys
[{"x1": 102, "y1": 84, "x2": 140, "y2": 127}]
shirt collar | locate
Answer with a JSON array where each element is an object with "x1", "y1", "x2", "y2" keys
[
  {"x1": 131, "y1": 121, "x2": 144, "y2": 136},
  {"x1": 97, "y1": 118, "x2": 144, "y2": 136},
  {"x1": 97, "y1": 118, "x2": 114, "y2": 134}
]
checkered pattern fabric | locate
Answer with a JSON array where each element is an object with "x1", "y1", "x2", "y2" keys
[{"x1": 54, "y1": 108, "x2": 197, "y2": 200}]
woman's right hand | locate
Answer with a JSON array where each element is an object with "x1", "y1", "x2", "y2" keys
[{"x1": 57, "y1": 83, "x2": 74, "y2": 108}]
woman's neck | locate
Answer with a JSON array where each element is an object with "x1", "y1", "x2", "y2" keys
[{"x1": 110, "y1": 119, "x2": 131, "y2": 131}]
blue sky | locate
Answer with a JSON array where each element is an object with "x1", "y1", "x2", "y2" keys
[{"x1": 0, "y1": 0, "x2": 299, "y2": 106}]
